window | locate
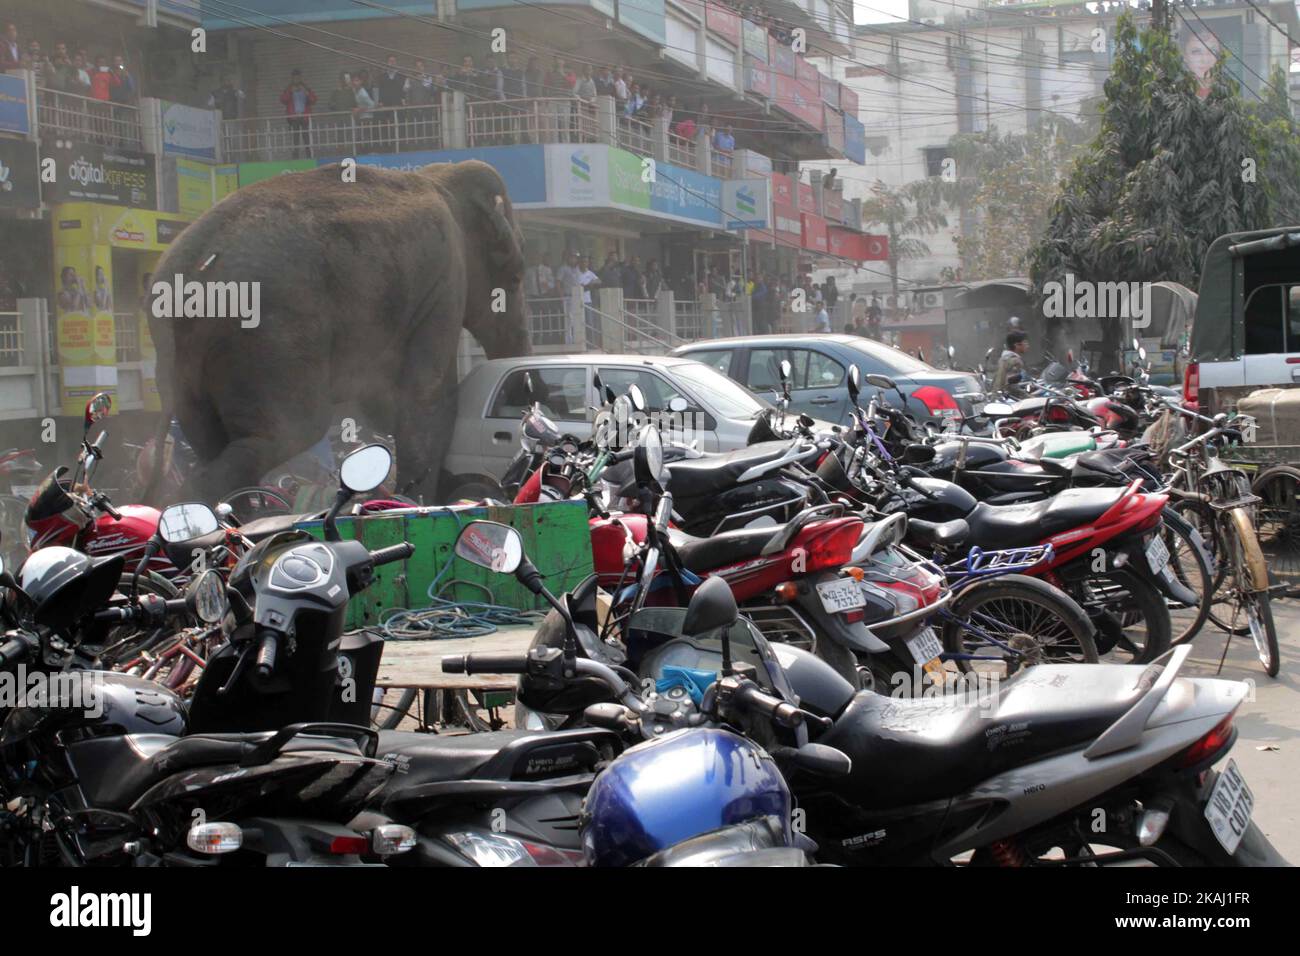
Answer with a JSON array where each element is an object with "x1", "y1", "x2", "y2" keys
[
  {"x1": 681, "y1": 349, "x2": 732, "y2": 376},
  {"x1": 489, "y1": 367, "x2": 588, "y2": 422},
  {"x1": 597, "y1": 367, "x2": 696, "y2": 414},
  {"x1": 923, "y1": 147, "x2": 948, "y2": 179},
  {"x1": 746, "y1": 348, "x2": 842, "y2": 391},
  {"x1": 1244, "y1": 286, "x2": 1285, "y2": 355},
  {"x1": 671, "y1": 361, "x2": 768, "y2": 419}
]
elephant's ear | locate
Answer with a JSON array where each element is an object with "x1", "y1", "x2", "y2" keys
[{"x1": 478, "y1": 194, "x2": 525, "y2": 277}]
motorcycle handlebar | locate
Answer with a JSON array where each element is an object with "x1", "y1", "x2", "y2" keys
[
  {"x1": 0, "y1": 633, "x2": 35, "y2": 668},
  {"x1": 254, "y1": 630, "x2": 279, "y2": 681},
  {"x1": 441, "y1": 651, "x2": 530, "y2": 674},
  {"x1": 369, "y1": 542, "x2": 414, "y2": 567},
  {"x1": 731, "y1": 680, "x2": 804, "y2": 729}
]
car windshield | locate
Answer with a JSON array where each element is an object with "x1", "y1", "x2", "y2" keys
[
  {"x1": 849, "y1": 340, "x2": 931, "y2": 375},
  {"x1": 671, "y1": 361, "x2": 773, "y2": 419}
]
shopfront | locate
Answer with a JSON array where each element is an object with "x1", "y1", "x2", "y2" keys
[{"x1": 50, "y1": 204, "x2": 193, "y2": 415}]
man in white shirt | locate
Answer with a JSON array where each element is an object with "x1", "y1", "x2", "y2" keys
[
  {"x1": 578, "y1": 255, "x2": 600, "y2": 347},
  {"x1": 525, "y1": 259, "x2": 555, "y2": 299}
]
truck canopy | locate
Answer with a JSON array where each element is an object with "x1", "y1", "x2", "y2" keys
[{"x1": 1193, "y1": 226, "x2": 1300, "y2": 362}]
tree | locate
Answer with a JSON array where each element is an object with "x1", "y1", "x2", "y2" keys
[
  {"x1": 942, "y1": 117, "x2": 1092, "y2": 281},
  {"x1": 858, "y1": 179, "x2": 948, "y2": 300},
  {"x1": 1027, "y1": 14, "x2": 1276, "y2": 357}
]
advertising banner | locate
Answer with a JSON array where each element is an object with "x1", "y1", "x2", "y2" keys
[
  {"x1": 0, "y1": 138, "x2": 40, "y2": 209},
  {"x1": 53, "y1": 244, "x2": 117, "y2": 415},
  {"x1": 743, "y1": 19, "x2": 768, "y2": 61},
  {"x1": 771, "y1": 172, "x2": 793, "y2": 207},
  {"x1": 823, "y1": 188, "x2": 844, "y2": 223},
  {"x1": 705, "y1": 1, "x2": 741, "y2": 44},
  {"x1": 796, "y1": 56, "x2": 818, "y2": 86},
  {"x1": 839, "y1": 84, "x2": 858, "y2": 116},
  {"x1": 42, "y1": 141, "x2": 156, "y2": 208},
  {"x1": 743, "y1": 56, "x2": 770, "y2": 98},
  {"x1": 798, "y1": 181, "x2": 817, "y2": 215},
  {"x1": 722, "y1": 178, "x2": 769, "y2": 230},
  {"x1": 651, "y1": 161, "x2": 722, "y2": 227},
  {"x1": 820, "y1": 74, "x2": 839, "y2": 107},
  {"x1": 546, "y1": 143, "x2": 609, "y2": 207},
  {"x1": 0, "y1": 73, "x2": 30, "y2": 135},
  {"x1": 843, "y1": 113, "x2": 866, "y2": 165},
  {"x1": 801, "y1": 213, "x2": 829, "y2": 254},
  {"x1": 773, "y1": 74, "x2": 822, "y2": 129},
  {"x1": 769, "y1": 37, "x2": 795, "y2": 77},
  {"x1": 337, "y1": 145, "x2": 548, "y2": 204},
  {"x1": 176, "y1": 157, "x2": 216, "y2": 217},
  {"x1": 824, "y1": 106, "x2": 845, "y2": 155},
  {"x1": 238, "y1": 158, "x2": 315, "y2": 187},
  {"x1": 162, "y1": 101, "x2": 221, "y2": 159},
  {"x1": 772, "y1": 204, "x2": 801, "y2": 247},
  {"x1": 214, "y1": 163, "x2": 238, "y2": 202}
]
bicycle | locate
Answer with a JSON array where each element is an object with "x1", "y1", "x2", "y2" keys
[{"x1": 1157, "y1": 402, "x2": 1280, "y2": 677}]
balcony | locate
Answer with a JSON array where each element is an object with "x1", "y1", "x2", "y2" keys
[
  {"x1": 467, "y1": 98, "x2": 599, "y2": 147},
  {"x1": 222, "y1": 104, "x2": 443, "y2": 162},
  {"x1": 37, "y1": 87, "x2": 143, "y2": 150}
]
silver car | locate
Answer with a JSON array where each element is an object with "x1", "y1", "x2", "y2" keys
[{"x1": 442, "y1": 354, "x2": 788, "y2": 501}]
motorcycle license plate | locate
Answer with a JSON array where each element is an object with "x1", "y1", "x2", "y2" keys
[
  {"x1": 818, "y1": 579, "x2": 865, "y2": 614},
  {"x1": 906, "y1": 627, "x2": 944, "y2": 666},
  {"x1": 1204, "y1": 759, "x2": 1254, "y2": 855},
  {"x1": 1146, "y1": 535, "x2": 1170, "y2": 573}
]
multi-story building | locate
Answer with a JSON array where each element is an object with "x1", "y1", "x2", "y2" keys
[{"x1": 0, "y1": 0, "x2": 881, "y2": 448}]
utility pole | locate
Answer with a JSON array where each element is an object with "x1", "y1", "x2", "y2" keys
[{"x1": 1152, "y1": 0, "x2": 1168, "y2": 33}]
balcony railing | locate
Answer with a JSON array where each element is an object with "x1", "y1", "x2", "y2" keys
[
  {"x1": 527, "y1": 297, "x2": 568, "y2": 347},
  {"x1": 0, "y1": 314, "x2": 23, "y2": 368},
  {"x1": 467, "y1": 97, "x2": 598, "y2": 147},
  {"x1": 616, "y1": 114, "x2": 654, "y2": 157},
  {"x1": 37, "y1": 87, "x2": 143, "y2": 149},
  {"x1": 666, "y1": 132, "x2": 696, "y2": 169},
  {"x1": 222, "y1": 104, "x2": 443, "y2": 162}
]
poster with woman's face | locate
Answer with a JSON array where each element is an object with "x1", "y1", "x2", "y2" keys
[{"x1": 1182, "y1": 18, "x2": 1244, "y2": 98}]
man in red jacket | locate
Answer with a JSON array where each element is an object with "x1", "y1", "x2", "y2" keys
[
  {"x1": 280, "y1": 68, "x2": 317, "y2": 158},
  {"x1": 89, "y1": 55, "x2": 121, "y2": 100}
]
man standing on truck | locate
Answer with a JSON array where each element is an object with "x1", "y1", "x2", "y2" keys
[{"x1": 993, "y1": 330, "x2": 1029, "y2": 393}]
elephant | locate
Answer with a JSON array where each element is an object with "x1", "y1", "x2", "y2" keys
[{"x1": 144, "y1": 159, "x2": 531, "y2": 505}]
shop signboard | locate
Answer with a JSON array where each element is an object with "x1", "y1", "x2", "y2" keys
[{"x1": 42, "y1": 141, "x2": 156, "y2": 208}]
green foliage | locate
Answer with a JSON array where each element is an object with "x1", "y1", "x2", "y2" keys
[
  {"x1": 859, "y1": 179, "x2": 948, "y2": 296},
  {"x1": 1027, "y1": 14, "x2": 1288, "y2": 298}
]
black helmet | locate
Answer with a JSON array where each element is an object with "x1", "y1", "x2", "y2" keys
[{"x1": 19, "y1": 546, "x2": 124, "y2": 629}]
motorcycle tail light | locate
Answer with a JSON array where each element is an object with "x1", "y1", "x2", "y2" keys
[
  {"x1": 1175, "y1": 713, "x2": 1236, "y2": 769},
  {"x1": 774, "y1": 581, "x2": 799, "y2": 602},
  {"x1": 1046, "y1": 405, "x2": 1071, "y2": 424},
  {"x1": 1183, "y1": 361, "x2": 1199, "y2": 408},
  {"x1": 328, "y1": 835, "x2": 370, "y2": 855},
  {"x1": 444, "y1": 831, "x2": 579, "y2": 867},
  {"x1": 187, "y1": 822, "x2": 242, "y2": 855},
  {"x1": 797, "y1": 522, "x2": 862, "y2": 574},
  {"x1": 911, "y1": 385, "x2": 960, "y2": 417}
]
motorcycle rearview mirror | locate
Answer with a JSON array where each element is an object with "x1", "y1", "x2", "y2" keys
[
  {"x1": 633, "y1": 424, "x2": 664, "y2": 487},
  {"x1": 524, "y1": 371, "x2": 535, "y2": 399},
  {"x1": 627, "y1": 383, "x2": 647, "y2": 413},
  {"x1": 865, "y1": 373, "x2": 895, "y2": 391},
  {"x1": 778, "y1": 359, "x2": 792, "y2": 384},
  {"x1": 324, "y1": 443, "x2": 393, "y2": 542},
  {"x1": 1138, "y1": 346, "x2": 1148, "y2": 363},
  {"x1": 982, "y1": 401, "x2": 1014, "y2": 417},
  {"x1": 187, "y1": 568, "x2": 229, "y2": 624},
  {"x1": 340, "y1": 443, "x2": 392, "y2": 494},
  {"x1": 455, "y1": 519, "x2": 525, "y2": 574},
  {"x1": 668, "y1": 396, "x2": 689, "y2": 414},
  {"x1": 682, "y1": 575, "x2": 739, "y2": 673},
  {"x1": 846, "y1": 365, "x2": 861, "y2": 403},
  {"x1": 158, "y1": 502, "x2": 220, "y2": 544},
  {"x1": 83, "y1": 392, "x2": 111, "y2": 433},
  {"x1": 916, "y1": 348, "x2": 925, "y2": 362}
]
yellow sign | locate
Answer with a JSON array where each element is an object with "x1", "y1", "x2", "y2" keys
[
  {"x1": 52, "y1": 203, "x2": 193, "y2": 253},
  {"x1": 54, "y1": 244, "x2": 117, "y2": 416}
]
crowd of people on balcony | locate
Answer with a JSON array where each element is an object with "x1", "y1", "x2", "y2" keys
[{"x1": 2, "y1": 20, "x2": 138, "y2": 105}]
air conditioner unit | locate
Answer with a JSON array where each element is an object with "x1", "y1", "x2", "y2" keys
[{"x1": 922, "y1": 292, "x2": 941, "y2": 308}]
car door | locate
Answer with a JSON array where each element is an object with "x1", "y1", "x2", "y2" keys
[
  {"x1": 482, "y1": 364, "x2": 591, "y2": 477},
  {"x1": 596, "y1": 365, "x2": 721, "y2": 451},
  {"x1": 1238, "y1": 284, "x2": 1300, "y2": 389},
  {"x1": 745, "y1": 346, "x2": 848, "y2": 423}
]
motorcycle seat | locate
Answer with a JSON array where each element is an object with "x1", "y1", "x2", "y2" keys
[
  {"x1": 666, "y1": 441, "x2": 794, "y2": 499},
  {"x1": 962, "y1": 486, "x2": 1129, "y2": 550},
  {"x1": 821, "y1": 664, "x2": 1148, "y2": 810},
  {"x1": 237, "y1": 512, "x2": 313, "y2": 543},
  {"x1": 68, "y1": 731, "x2": 370, "y2": 810},
  {"x1": 1006, "y1": 397, "x2": 1048, "y2": 417},
  {"x1": 163, "y1": 530, "x2": 226, "y2": 570},
  {"x1": 374, "y1": 727, "x2": 617, "y2": 809},
  {"x1": 667, "y1": 524, "x2": 780, "y2": 572},
  {"x1": 906, "y1": 518, "x2": 969, "y2": 550}
]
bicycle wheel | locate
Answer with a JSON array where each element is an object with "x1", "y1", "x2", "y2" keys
[
  {"x1": 1220, "y1": 511, "x2": 1281, "y2": 678},
  {"x1": 371, "y1": 687, "x2": 418, "y2": 730},
  {"x1": 222, "y1": 486, "x2": 294, "y2": 523},
  {"x1": 1253, "y1": 464, "x2": 1300, "y2": 596},
  {"x1": 1159, "y1": 508, "x2": 1214, "y2": 646},
  {"x1": 941, "y1": 574, "x2": 1098, "y2": 679}
]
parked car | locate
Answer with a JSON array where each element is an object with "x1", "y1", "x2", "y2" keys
[
  {"x1": 441, "y1": 354, "x2": 822, "y2": 501},
  {"x1": 671, "y1": 334, "x2": 984, "y2": 426}
]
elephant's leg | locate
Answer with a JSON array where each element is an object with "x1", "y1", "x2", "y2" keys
[
  {"x1": 394, "y1": 351, "x2": 458, "y2": 503},
  {"x1": 185, "y1": 434, "x2": 303, "y2": 505}
]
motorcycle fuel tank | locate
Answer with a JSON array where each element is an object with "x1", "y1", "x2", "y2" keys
[
  {"x1": 85, "y1": 505, "x2": 162, "y2": 561},
  {"x1": 1, "y1": 670, "x2": 187, "y2": 747},
  {"x1": 581, "y1": 727, "x2": 791, "y2": 867}
]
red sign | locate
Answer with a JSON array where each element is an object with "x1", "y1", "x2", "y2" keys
[
  {"x1": 801, "y1": 213, "x2": 829, "y2": 253},
  {"x1": 706, "y1": 2, "x2": 742, "y2": 44},
  {"x1": 769, "y1": 37, "x2": 796, "y2": 77},
  {"x1": 771, "y1": 173, "x2": 793, "y2": 206},
  {"x1": 774, "y1": 74, "x2": 822, "y2": 129},
  {"x1": 772, "y1": 203, "x2": 801, "y2": 247},
  {"x1": 823, "y1": 230, "x2": 890, "y2": 262},
  {"x1": 796, "y1": 56, "x2": 818, "y2": 86},
  {"x1": 798, "y1": 182, "x2": 816, "y2": 215},
  {"x1": 839, "y1": 84, "x2": 858, "y2": 116},
  {"x1": 820, "y1": 74, "x2": 839, "y2": 107}
]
